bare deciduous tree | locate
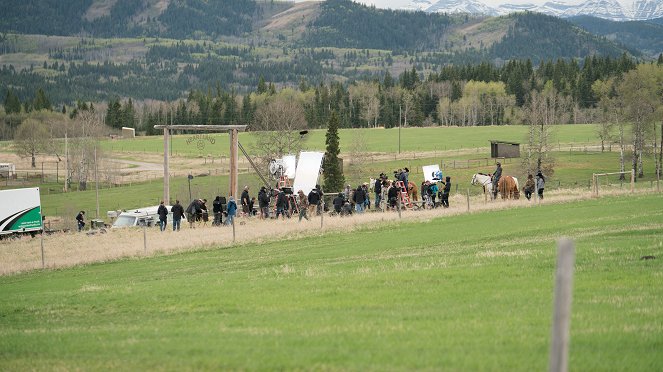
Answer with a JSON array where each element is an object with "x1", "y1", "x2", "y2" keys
[
  {"x1": 522, "y1": 82, "x2": 569, "y2": 177},
  {"x1": 349, "y1": 82, "x2": 380, "y2": 128},
  {"x1": 68, "y1": 110, "x2": 105, "y2": 191},
  {"x1": 13, "y1": 118, "x2": 51, "y2": 168},
  {"x1": 251, "y1": 97, "x2": 307, "y2": 169}
]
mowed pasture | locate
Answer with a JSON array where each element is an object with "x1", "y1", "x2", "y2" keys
[
  {"x1": 99, "y1": 124, "x2": 601, "y2": 156},
  {"x1": 0, "y1": 194, "x2": 661, "y2": 370}
]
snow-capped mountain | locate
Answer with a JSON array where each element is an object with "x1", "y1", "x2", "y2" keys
[
  {"x1": 406, "y1": 0, "x2": 663, "y2": 21},
  {"x1": 425, "y1": 0, "x2": 499, "y2": 15}
]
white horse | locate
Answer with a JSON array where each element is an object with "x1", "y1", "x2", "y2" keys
[
  {"x1": 471, "y1": 173, "x2": 520, "y2": 199},
  {"x1": 471, "y1": 173, "x2": 494, "y2": 195}
]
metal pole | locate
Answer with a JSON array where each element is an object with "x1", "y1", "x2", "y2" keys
[
  {"x1": 549, "y1": 238, "x2": 575, "y2": 372},
  {"x1": 64, "y1": 132, "x2": 68, "y2": 192}
]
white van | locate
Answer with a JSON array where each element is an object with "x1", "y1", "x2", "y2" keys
[{"x1": 111, "y1": 205, "x2": 185, "y2": 228}]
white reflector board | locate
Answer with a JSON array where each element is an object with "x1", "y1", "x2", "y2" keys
[
  {"x1": 282, "y1": 155, "x2": 297, "y2": 179},
  {"x1": 292, "y1": 151, "x2": 324, "y2": 195},
  {"x1": 422, "y1": 165, "x2": 442, "y2": 182}
]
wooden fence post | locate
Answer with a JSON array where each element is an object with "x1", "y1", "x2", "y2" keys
[
  {"x1": 549, "y1": 238, "x2": 575, "y2": 372},
  {"x1": 466, "y1": 189, "x2": 470, "y2": 211},
  {"x1": 630, "y1": 169, "x2": 635, "y2": 193}
]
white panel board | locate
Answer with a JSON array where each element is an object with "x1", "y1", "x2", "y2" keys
[
  {"x1": 292, "y1": 151, "x2": 324, "y2": 195},
  {"x1": 282, "y1": 155, "x2": 297, "y2": 179},
  {"x1": 422, "y1": 165, "x2": 442, "y2": 182}
]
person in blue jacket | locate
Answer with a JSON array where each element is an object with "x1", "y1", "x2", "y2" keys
[{"x1": 225, "y1": 196, "x2": 237, "y2": 226}]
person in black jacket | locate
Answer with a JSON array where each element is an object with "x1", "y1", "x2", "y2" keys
[
  {"x1": 275, "y1": 190, "x2": 287, "y2": 220},
  {"x1": 76, "y1": 211, "x2": 85, "y2": 232},
  {"x1": 353, "y1": 185, "x2": 366, "y2": 213},
  {"x1": 308, "y1": 188, "x2": 320, "y2": 217},
  {"x1": 212, "y1": 196, "x2": 223, "y2": 226},
  {"x1": 157, "y1": 201, "x2": 168, "y2": 232},
  {"x1": 258, "y1": 187, "x2": 270, "y2": 219},
  {"x1": 171, "y1": 200, "x2": 185, "y2": 231},
  {"x1": 240, "y1": 186, "x2": 250, "y2": 217},
  {"x1": 387, "y1": 181, "x2": 399, "y2": 210},
  {"x1": 374, "y1": 177, "x2": 383, "y2": 210},
  {"x1": 332, "y1": 193, "x2": 344, "y2": 214},
  {"x1": 440, "y1": 176, "x2": 452, "y2": 208}
]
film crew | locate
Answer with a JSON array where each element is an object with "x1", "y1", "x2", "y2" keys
[
  {"x1": 343, "y1": 184, "x2": 352, "y2": 200},
  {"x1": 387, "y1": 180, "x2": 399, "y2": 210},
  {"x1": 492, "y1": 162, "x2": 502, "y2": 199},
  {"x1": 225, "y1": 196, "x2": 237, "y2": 226},
  {"x1": 200, "y1": 199, "x2": 208, "y2": 226},
  {"x1": 185, "y1": 199, "x2": 202, "y2": 229},
  {"x1": 429, "y1": 181, "x2": 439, "y2": 207},
  {"x1": 212, "y1": 196, "x2": 223, "y2": 226},
  {"x1": 353, "y1": 184, "x2": 366, "y2": 213},
  {"x1": 258, "y1": 187, "x2": 270, "y2": 219},
  {"x1": 333, "y1": 192, "x2": 344, "y2": 215},
  {"x1": 157, "y1": 200, "x2": 168, "y2": 232},
  {"x1": 440, "y1": 176, "x2": 451, "y2": 208},
  {"x1": 249, "y1": 197, "x2": 256, "y2": 216},
  {"x1": 171, "y1": 200, "x2": 184, "y2": 231},
  {"x1": 523, "y1": 174, "x2": 535, "y2": 200},
  {"x1": 374, "y1": 176, "x2": 383, "y2": 210},
  {"x1": 297, "y1": 190, "x2": 310, "y2": 222},
  {"x1": 362, "y1": 183, "x2": 370, "y2": 210},
  {"x1": 536, "y1": 171, "x2": 546, "y2": 199},
  {"x1": 342, "y1": 199, "x2": 353, "y2": 216},
  {"x1": 76, "y1": 210, "x2": 86, "y2": 232},
  {"x1": 308, "y1": 187, "x2": 320, "y2": 217},
  {"x1": 241, "y1": 186, "x2": 251, "y2": 217},
  {"x1": 275, "y1": 189, "x2": 288, "y2": 220}
]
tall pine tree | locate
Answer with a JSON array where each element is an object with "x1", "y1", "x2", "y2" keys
[{"x1": 323, "y1": 111, "x2": 344, "y2": 192}]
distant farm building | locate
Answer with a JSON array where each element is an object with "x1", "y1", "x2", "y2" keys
[
  {"x1": 122, "y1": 127, "x2": 136, "y2": 138},
  {"x1": 490, "y1": 140, "x2": 520, "y2": 158}
]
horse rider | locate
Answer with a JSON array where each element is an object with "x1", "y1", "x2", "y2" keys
[{"x1": 492, "y1": 162, "x2": 502, "y2": 199}]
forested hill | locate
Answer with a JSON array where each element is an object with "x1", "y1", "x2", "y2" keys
[
  {"x1": 569, "y1": 15, "x2": 663, "y2": 57},
  {"x1": 0, "y1": 0, "x2": 261, "y2": 38},
  {"x1": 489, "y1": 13, "x2": 635, "y2": 62}
]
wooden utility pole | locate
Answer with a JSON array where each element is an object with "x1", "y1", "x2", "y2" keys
[
  {"x1": 163, "y1": 127, "x2": 170, "y2": 204},
  {"x1": 229, "y1": 128, "x2": 239, "y2": 198}
]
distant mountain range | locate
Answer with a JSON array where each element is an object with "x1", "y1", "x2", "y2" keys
[{"x1": 404, "y1": 0, "x2": 663, "y2": 21}]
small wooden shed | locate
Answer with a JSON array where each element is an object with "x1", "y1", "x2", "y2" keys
[{"x1": 490, "y1": 140, "x2": 520, "y2": 158}]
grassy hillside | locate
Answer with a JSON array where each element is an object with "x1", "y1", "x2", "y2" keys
[{"x1": 1, "y1": 193, "x2": 661, "y2": 369}]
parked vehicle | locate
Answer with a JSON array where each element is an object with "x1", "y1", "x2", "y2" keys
[
  {"x1": 110, "y1": 205, "x2": 184, "y2": 229},
  {"x1": 0, "y1": 187, "x2": 42, "y2": 237}
]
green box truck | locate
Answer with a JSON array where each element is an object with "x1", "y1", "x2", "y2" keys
[{"x1": 0, "y1": 187, "x2": 42, "y2": 237}]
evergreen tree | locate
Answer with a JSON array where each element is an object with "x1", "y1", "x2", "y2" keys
[
  {"x1": 658, "y1": 53, "x2": 663, "y2": 65},
  {"x1": 323, "y1": 111, "x2": 345, "y2": 192},
  {"x1": 4, "y1": 89, "x2": 22, "y2": 114},
  {"x1": 33, "y1": 88, "x2": 52, "y2": 111},
  {"x1": 257, "y1": 76, "x2": 267, "y2": 94}
]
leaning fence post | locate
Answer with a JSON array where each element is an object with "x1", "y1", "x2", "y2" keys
[
  {"x1": 549, "y1": 238, "x2": 575, "y2": 372},
  {"x1": 466, "y1": 189, "x2": 470, "y2": 211},
  {"x1": 143, "y1": 224, "x2": 147, "y2": 254},
  {"x1": 232, "y1": 216, "x2": 236, "y2": 242}
]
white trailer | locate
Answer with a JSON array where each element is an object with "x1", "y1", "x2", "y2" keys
[{"x1": 0, "y1": 187, "x2": 43, "y2": 236}]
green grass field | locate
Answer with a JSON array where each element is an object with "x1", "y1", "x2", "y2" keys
[
  {"x1": 99, "y1": 124, "x2": 601, "y2": 156},
  {"x1": 1, "y1": 194, "x2": 661, "y2": 370}
]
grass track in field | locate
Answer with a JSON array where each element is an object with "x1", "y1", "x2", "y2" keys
[{"x1": 0, "y1": 194, "x2": 661, "y2": 370}]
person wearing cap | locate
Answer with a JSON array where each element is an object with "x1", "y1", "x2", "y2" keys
[
  {"x1": 353, "y1": 184, "x2": 366, "y2": 213},
  {"x1": 440, "y1": 176, "x2": 451, "y2": 208},
  {"x1": 492, "y1": 162, "x2": 502, "y2": 199}
]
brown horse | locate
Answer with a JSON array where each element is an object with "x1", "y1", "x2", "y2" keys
[
  {"x1": 407, "y1": 181, "x2": 418, "y2": 201},
  {"x1": 497, "y1": 176, "x2": 520, "y2": 199}
]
